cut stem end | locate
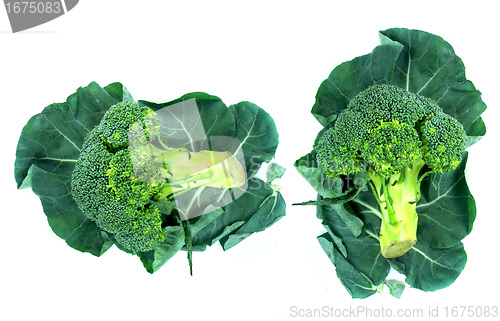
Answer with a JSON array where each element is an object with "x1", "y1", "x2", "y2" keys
[{"x1": 381, "y1": 239, "x2": 416, "y2": 258}]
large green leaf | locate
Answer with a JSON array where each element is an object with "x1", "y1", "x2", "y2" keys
[
  {"x1": 311, "y1": 28, "x2": 486, "y2": 144},
  {"x1": 30, "y1": 165, "x2": 113, "y2": 256},
  {"x1": 138, "y1": 92, "x2": 236, "y2": 151},
  {"x1": 15, "y1": 82, "x2": 133, "y2": 188},
  {"x1": 311, "y1": 40, "x2": 403, "y2": 126},
  {"x1": 379, "y1": 28, "x2": 487, "y2": 143},
  {"x1": 189, "y1": 178, "x2": 286, "y2": 251},
  {"x1": 318, "y1": 233, "x2": 381, "y2": 299},
  {"x1": 14, "y1": 82, "x2": 132, "y2": 256},
  {"x1": 190, "y1": 164, "x2": 286, "y2": 252},
  {"x1": 417, "y1": 153, "x2": 476, "y2": 248},
  {"x1": 394, "y1": 241, "x2": 467, "y2": 291},
  {"x1": 221, "y1": 183, "x2": 286, "y2": 250},
  {"x1": 317, "y1": 199, "x2": 390, "y2": 293},
  {"x1": 229, "y1": 102, "x2": 280, "y2": 178},
  {"x1": 318, "y1": 181, "x2": 470, "y2": 296}
]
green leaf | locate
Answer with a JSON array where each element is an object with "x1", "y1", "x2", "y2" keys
[
  {"x1": 266, "y1": 162, "x2": 286, "y2": 184},
  {"x1": 138, "y1": 226, "x2": 185, "y2": 274},
  {"x1": 379, "y1": 28, "x2": 487, "y2": 143},
  {"x1": 318, "y1": 195, "x2": 365, "y2": 238},
  {"x1": 138, "y1": 92, "x2": 236, "y2": 151},
  {"x1": 318, "y1": 233, "x2": 382, "y2": 299},
  {"x1": 229, "y1": 102, "x2": 280, "y2": 178},
  {"x1": 294, "y1": 152, "x2": 346, "y2": 199},
  {"x1": 222, "y1": 187, "x2": 286, "y2": 250},
  {"x1": 417, "y1": 153, "x2": 476, "y2": 248},
  {"x1": 293, "y1": 187, "x2": 361, "y2": 206},
  {"x1": 189, "y1": 178, "x2": 285, "y2": 251},
  {"x1": 311, "y1": 40, "x2": 404, "y2": 126},
  {"x1": 317, "y1": 202, "x2": 389, "y2": 286},
  {"x1": 30, "y1": 166, "x2": 112, "y2": 256},
  {"x1": 184, "y1": 208, "x2": 235, "y2": 251},
  {"x1": 15, "y1": 81, "x2": 132, "y2": 188},
  {"x1": 393, "y1": 241, "x2": 467, "y2": 292},
  {"x1": 385, "y1": 280, "x2": 405, "y2": 299},
  {"x1": 311, "y1": 28, "x2": 486, "y2": 142},
  {"x1": 318, "y1": 191, "x2": 469, "y2": 296},
  {"x1": 17, "y1": 165, "x2": 35, "y2": 189},
  {"x1": 181, "y1": 219, "x2": 193, "y2": 275},
  {"x1": 190, "y1": 221, "x2": 245, "y2": 252}
]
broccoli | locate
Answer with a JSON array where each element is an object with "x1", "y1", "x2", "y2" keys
[
  {"x1": 71, "y1": 101, "x2": 246, "y2": 253},
  {"x1": 314, "y1": 84, "x2": 467, "y2": 258}
]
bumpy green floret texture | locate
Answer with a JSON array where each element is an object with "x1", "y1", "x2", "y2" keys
[
  {"x1": 419, "y1": 112, "x2": 467, "y2": 172},
  {"x1": 363, "y1": 120, "x2": 421, "y2": 177},
  {"x1": 71, "y1": 102, "x2": 166, "y2": 253},
  {"x1": 315, "y1": 84, "x2": 466, "y2": 177}
]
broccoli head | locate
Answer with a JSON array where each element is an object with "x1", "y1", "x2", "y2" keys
[
  {"x1": 71, "y1": 102, "x2": 246, "y2": 253},
  {"x1": 315, "y1": 84, "x2": 467, "y2": 258}
]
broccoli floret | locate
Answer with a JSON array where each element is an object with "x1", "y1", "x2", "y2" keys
[
  {"x1": 71, "y1": 102, "x2": 246, "y2": 253},
  {"x1": 314, "y1": 85, "x2": 466, "y2": 258},
  {"x1": 419, "y1": 112, "x2": 467, "y2": 172}
]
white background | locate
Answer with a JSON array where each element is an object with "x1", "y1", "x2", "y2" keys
[{"x1": 1, "y1": 1, "x2": 498, "y2": 320}]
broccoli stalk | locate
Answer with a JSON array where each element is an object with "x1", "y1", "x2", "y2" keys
[
  {"x1": 368, "y1": 158, "x2": 426, "y2": 258},
  {"x1": 147, "y1": 145, "x2": 247, "y2": 204}
]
